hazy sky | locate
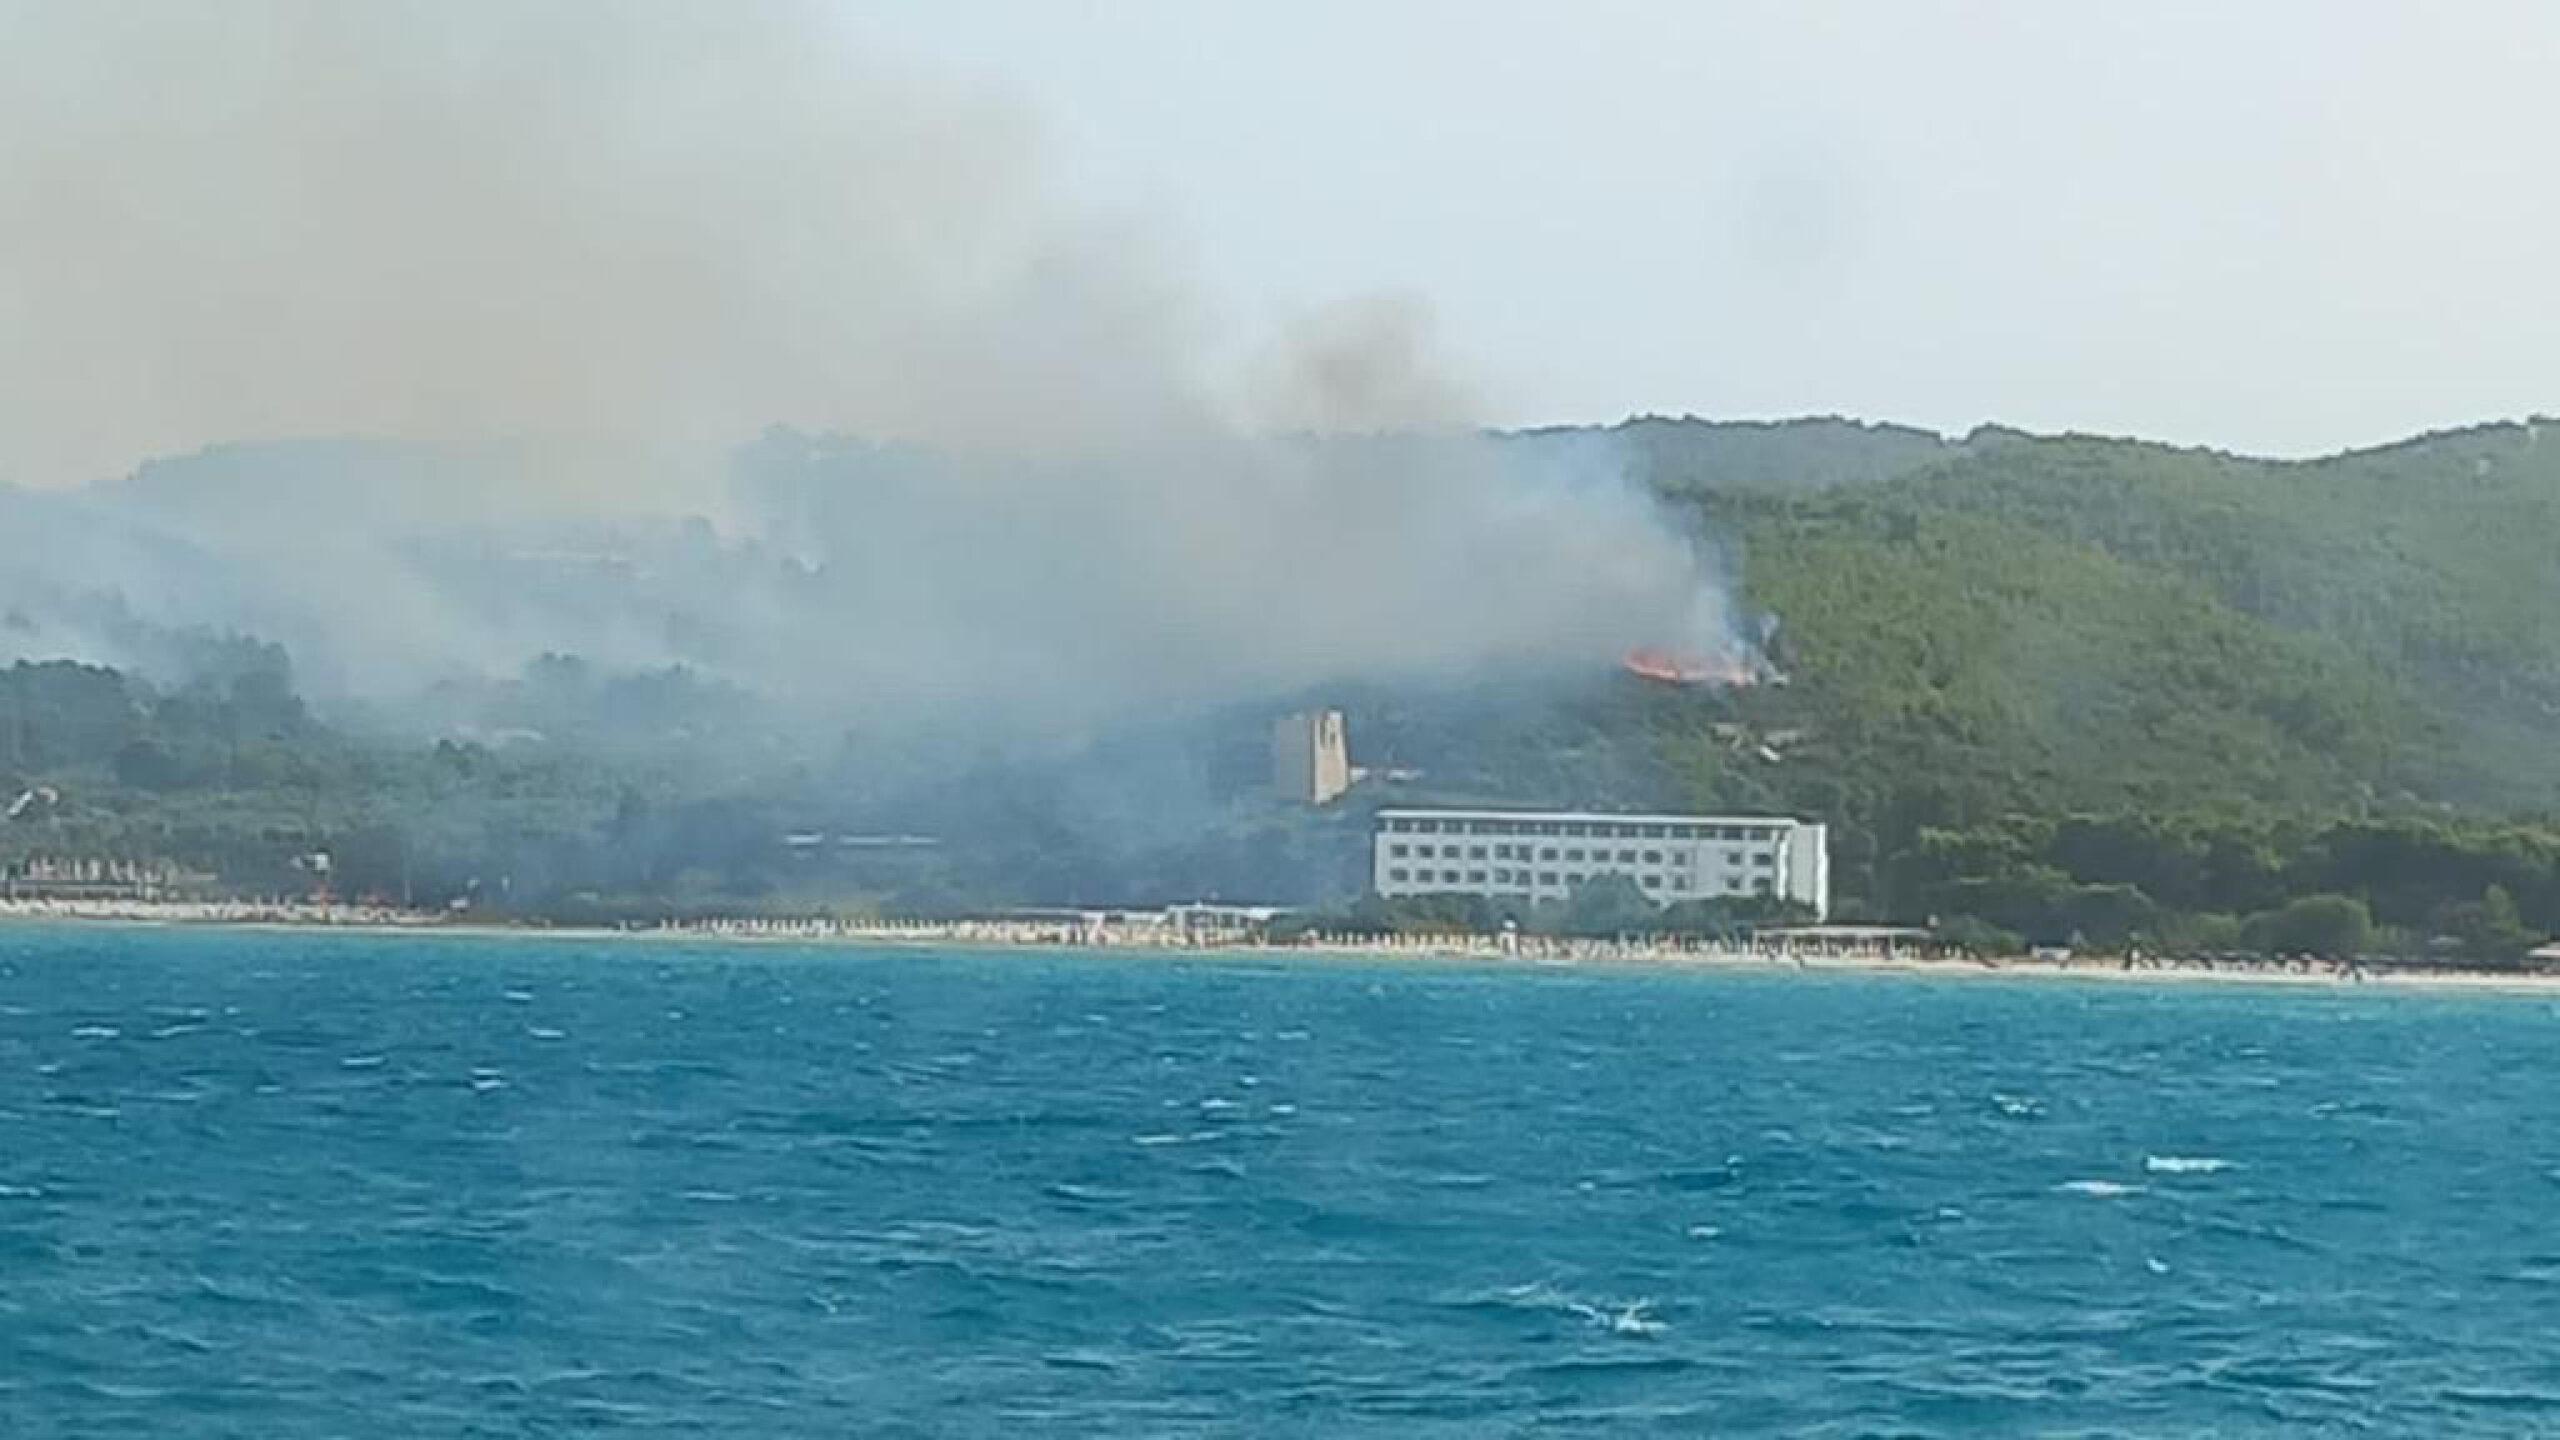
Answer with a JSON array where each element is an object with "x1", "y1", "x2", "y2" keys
[
  {"x1": 853, "y1": 1, "x2": 2559, "y2": 456},
  {"x1": 5, "y1": 1, "x2": 2555, "y2": 483}
]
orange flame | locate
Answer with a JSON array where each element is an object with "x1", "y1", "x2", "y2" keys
[{"x1": 1622, "y1": 646, "x2": 1753, "y2": 688}]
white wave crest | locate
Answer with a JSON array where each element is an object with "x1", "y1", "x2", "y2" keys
[{"x1": 2144, "y1": 1155, "x2": 2232, "y2": 1174}]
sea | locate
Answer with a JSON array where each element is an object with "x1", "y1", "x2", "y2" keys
[{"x1": 4, "y1": 927, "x2": 2559, "y2": 1437}]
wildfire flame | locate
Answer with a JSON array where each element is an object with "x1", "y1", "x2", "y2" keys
[{"x1": 1622, "y1": 646, "x2": 1756, "y2": 688}]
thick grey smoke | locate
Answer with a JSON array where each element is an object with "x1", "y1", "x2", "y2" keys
[
  {"x1": 1249, "y1": 296, "x2": 1480, "y2": 437},
  {"x1": 0, "y1": 1, "x2": 1740, "y2": 739}
]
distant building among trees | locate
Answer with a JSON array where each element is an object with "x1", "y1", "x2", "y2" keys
[{"x1": 1271, "y1": 709, "x2": 1351, "y2": 806}]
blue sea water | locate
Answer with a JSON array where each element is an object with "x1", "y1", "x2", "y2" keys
[{"x1": 4, "y1": 929, "x2": 2560, "y2": 1436}]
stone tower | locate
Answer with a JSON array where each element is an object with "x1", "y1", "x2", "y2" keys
[{"x1": 1271, "y1": 709, "x2": 1351, "y2": 806}]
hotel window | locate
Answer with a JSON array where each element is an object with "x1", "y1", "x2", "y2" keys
[
  {"x1": 1540, "y1": 847, "x2": 1558, "y2": 862},
  {"x1": 1671, "y1": 875, "x2": 1689, "y2": 891},
  {"x1": 1468, "y1": 871, "x2": 1487, "y2": 884},
  {"x1": 1641, "y1": 874, "x2": 1660, "y2": 889},
  {"x1": 1469, "y1": 845, "x2": 1487, "y2": 860},
  {"x1": 1755, "y1": 878, "x2": 1773, "y2": 894},
  {"x1": 1389, "y1": 843, "x2": 1408, "y2": 858},
  {"x1": 1618, "y1": 848, "x2": 1637, "y2": 863},
  {"x1": 1754, "y1": 853, "x2": 1775, "y2": 868},
  {"x1": 1565, "y1": 848, "x2": 1585, "y2": 862},
  {"x1": 1389, "y1": 868, "x2": 1409, "y2": 882},
  {"x1": 1643, "y1": 850, "x2": 1661, "y2": 864},
  {"x1": 1444, "y1": 870, "x2": 1464, "y2": 885},
  {"x1": 1493, "y1": 868, "x2": 1512, "y2": 884}
]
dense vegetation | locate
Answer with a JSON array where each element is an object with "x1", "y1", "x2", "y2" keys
[
  {"x1": 8, "y1": 414, "x2": 2560, "y2": 961},
  {"x1": 1594, "y1": 415, "x2": 2560, "y2": 960},
  {"x1": 0, "y1": 656, "x2": 1366, "y2": 915}
]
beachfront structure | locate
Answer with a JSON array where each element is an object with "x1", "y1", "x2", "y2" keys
[
  {"x1": 2, "y1": 855, "x2": 216, "y2": 902},
  {"x1": 1371, "y1": 807, "x2": 1829, "y2": 919}
]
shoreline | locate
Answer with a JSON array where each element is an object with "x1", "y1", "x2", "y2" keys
[{"x1": 6, "y1": 900, "x2": 2559, "y2": 997}]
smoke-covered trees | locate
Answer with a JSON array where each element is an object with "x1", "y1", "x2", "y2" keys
[{"x1": 11, "y1": 416, "x2": 2560, "y2": 962}]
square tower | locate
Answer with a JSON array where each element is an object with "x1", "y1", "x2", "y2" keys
[{"x1": 1272, "y1": 709, "x2": 1351, "y2": 806}]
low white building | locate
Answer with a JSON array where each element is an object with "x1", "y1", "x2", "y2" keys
[{"x1": 1371, "y1": 807, "x2": 1828, "y2": 919}]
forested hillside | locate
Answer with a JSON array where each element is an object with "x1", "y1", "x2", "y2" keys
[
  {"x1": 8, "y1": 415, "x2": 2560, "y2": 957},
  {"x1": 1563, "y1": 415, "x2": 2560, "y2": 953}
]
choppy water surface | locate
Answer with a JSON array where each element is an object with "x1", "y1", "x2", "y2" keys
[{"x1": 4, "y1": 927, "x2": 2558, "y2": 1436}]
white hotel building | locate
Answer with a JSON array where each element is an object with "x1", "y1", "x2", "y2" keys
[{"x1": 1372, "y1": 808, "x2": 1829, "y2": 919}]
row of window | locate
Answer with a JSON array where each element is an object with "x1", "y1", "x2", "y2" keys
[
  {"x1": 1383, "y1": 868, "x2": 1778, "y2": 896},
  {"x1": 1390, "y1": 842, "x2": 1684, "y2": 864},
  {"x1": 1385, "y1": 842, "x2": 1774, "y2": 869},
  {"x1": 1380, "y1": 817, "x2": 1782, "y2": 841}
]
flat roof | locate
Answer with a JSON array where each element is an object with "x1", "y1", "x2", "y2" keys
[
  {"x1": 1760, "y1": 925, "x2": 1928, "y2": 939},
  {"x1": 1375, "y1": 807, "x2": 1807, "y2": 828}
]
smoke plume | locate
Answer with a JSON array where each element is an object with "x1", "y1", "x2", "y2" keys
[{"x1": 0, "y1": 1, "x2": 1741, "y2": 740}]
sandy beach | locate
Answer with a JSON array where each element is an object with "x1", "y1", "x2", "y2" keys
[{"x1": 7, "y1": 896, "x2": 2558, "y2": 997}]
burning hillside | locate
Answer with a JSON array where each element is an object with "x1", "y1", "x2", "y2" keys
[{"x1": 1622, "y1": 631, "x2": 1785, "y2": 689}]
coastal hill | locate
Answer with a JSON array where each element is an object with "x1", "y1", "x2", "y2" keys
[
  {"x1": 1351, "y1": 415, "x2": 2560, "y2": 952},
  {"x1": 6, "y1": 415, "x2": 2560, "y2": 956}
]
